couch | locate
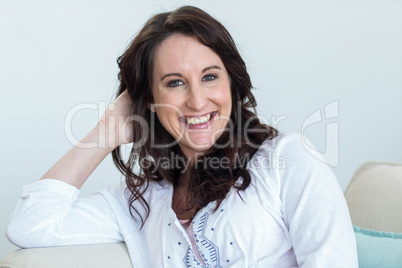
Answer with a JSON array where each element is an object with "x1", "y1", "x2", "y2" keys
[{"x1": 1, "y1": 161, "x2": 401, "y2": 267}]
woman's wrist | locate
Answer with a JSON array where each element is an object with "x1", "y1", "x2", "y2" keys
[
  {"x1": 39, "y1": 126, "x2": 117, "y2": 188},
  {"x1": 80, "y1": 125, "x2": 118, "y2": 154}
]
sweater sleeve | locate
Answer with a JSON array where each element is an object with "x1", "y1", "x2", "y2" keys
[
  {"x1": 6, "y1": 179, "x2": 124, "y2": 248},
  {"x1": 266, "y1": 133, "x2": 358, "y2": 267}
]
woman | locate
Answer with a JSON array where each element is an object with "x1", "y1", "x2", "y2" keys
[{"x1": 6, "y1": 6, "x2": 358, "y2": 267}]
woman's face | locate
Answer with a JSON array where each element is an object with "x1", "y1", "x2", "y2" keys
[{"x1": 151, "y1": 34, "x2": 232, "y2": 160}]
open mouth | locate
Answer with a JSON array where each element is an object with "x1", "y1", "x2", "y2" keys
[{"x1": 179, "y1": 111, "x2": 217, "y2": 126}]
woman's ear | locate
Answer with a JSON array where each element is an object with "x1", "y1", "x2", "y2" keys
[{"x1": 147, "y1": 103, "x2": 155, "y2": 113}]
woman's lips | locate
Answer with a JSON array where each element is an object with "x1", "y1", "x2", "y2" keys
[{"x1": 179, "y1": 111, "x2": 217, "y2": 129}]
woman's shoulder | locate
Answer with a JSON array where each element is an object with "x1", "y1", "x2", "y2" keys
[
  {"x1": 247, "y1": 132, "x2": 336, "y2": 191},
  {"x1": 254, "y1": 131, "x2": 329, "y2": 164},
  {"x1": 258, "y1": 132, "x2": 306, "y2": 151},
  {"x1": 105, "y1": 178, "x2": 171, "y2": 201},
  {"x1": 251, "y1": 132, "x2": 310, "y2": 163}
]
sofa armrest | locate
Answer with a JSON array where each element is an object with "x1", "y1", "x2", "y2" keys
[
  {"x1": 345, "y1": 161, "x2": 402, "y2": 233},
  {"x1": 0, "y1": 242, "x2": 132, "y2": 268}
]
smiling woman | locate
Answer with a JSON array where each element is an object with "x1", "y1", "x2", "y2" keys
[
  {"x1": 6, "y1": 5, "x2": 358, "y2": 268},
  {"x1": 112, "y1": 6, "x2": 278, "y2": 229},
  {"x1": 151, "y1": 34, "x2": 232, "y2": 158}
]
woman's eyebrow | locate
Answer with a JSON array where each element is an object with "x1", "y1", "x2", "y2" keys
[
  {"x1": 161, "y1": 73, "x2": 182, "y2": 81},
  {"x1": 160, "y1": 65, "x2": 222, "y2": 82},
  {"x1": 202, "y1": 65, "x2": 221, "y2": 73}
]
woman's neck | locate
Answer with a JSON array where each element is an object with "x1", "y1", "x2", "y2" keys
[{"x1": 172, "y1": 172, "x2": 195, "y2": 220}]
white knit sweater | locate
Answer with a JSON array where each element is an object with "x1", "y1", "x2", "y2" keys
[{"x1": 6, "y1": 133, "x2": 359, "y2": 267}]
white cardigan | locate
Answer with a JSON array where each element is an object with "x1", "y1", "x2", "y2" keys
[{"x1": 6, "y1": 133, "x2": 359, "y2": 267}]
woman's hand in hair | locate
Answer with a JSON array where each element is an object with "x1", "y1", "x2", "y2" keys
[
  {"x1": 98, "y1": 90, "x2": 134, "y2": 148},
  {"x1": 39, "y1": 90, "x2": 134, "y2": 188}
]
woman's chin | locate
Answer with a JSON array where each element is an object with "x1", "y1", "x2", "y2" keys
[
  {"x1": 189, "y1": 140, "x2": 214, "y2": 151},
  {"x1": 179, "y1": 138, "x2": 215, "y2": 155}
]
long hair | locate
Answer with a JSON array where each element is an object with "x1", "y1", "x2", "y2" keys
[{"x1": 112, "y1": 6, "x2": 278, "y2": 228}]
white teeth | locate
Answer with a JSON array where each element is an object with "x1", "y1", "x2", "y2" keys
[{"x1": 185, "y1": 114, "x2": 213, "y2": 125}]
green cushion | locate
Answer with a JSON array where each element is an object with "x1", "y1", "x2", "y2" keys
[{"x1": 353, "y1": 225, "x2": 402, "y2": 268}]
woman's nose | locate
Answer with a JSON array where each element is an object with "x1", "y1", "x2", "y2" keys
[{"x1": 186, "y1": 84, "x2": 208, "y2": 112}]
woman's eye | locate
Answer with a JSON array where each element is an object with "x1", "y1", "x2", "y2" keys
[
  {"x1": 167, "y1": 80, "x2": 183, "y2": 87},
  {"x1": 203, "y1": 74, "x2": 217, "y2": 81}
]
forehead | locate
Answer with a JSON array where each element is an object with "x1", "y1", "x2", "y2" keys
[{"x1": 153, "y1": 34, "x2": 224, "y2": 75}]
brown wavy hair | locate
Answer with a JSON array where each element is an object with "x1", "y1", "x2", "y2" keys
[{"x1": 112, "y1": 6, "x2": 278, "y2": 228}]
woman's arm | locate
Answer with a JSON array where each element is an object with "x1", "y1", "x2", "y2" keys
[
  {"x1": 278, "y1": 134, "x2": 359, "y2": 267},
  {"x1": 40, "y1": 90, "x2": 133, "y2": 189},
  {"x1": 6, "y1": 91, "x2": 134, "y2": 248},
  {"x1": 6, "y1": 180, "x2": 126, "y2": 248},
  {"x1": 254, "y1": 133, "x2": 358, "y2": 267},
  {"x1": 39, "y1": 129, "x2": 113, "y2": 189}
]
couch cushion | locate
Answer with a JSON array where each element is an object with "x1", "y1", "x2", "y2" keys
[
  {"x1": 344, "y1": 162, "x2": 402, "y2": 233},
  {"x1": 353, "y1": 225, "x2": 402, "y2": 268},
  {"x1": 0, "y1": 242, "x2": 132, "y2": 268}
]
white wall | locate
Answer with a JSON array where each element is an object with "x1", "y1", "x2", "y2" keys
[{"x1": 1, "y1": 0, "x2": 401, "y2": 257}]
